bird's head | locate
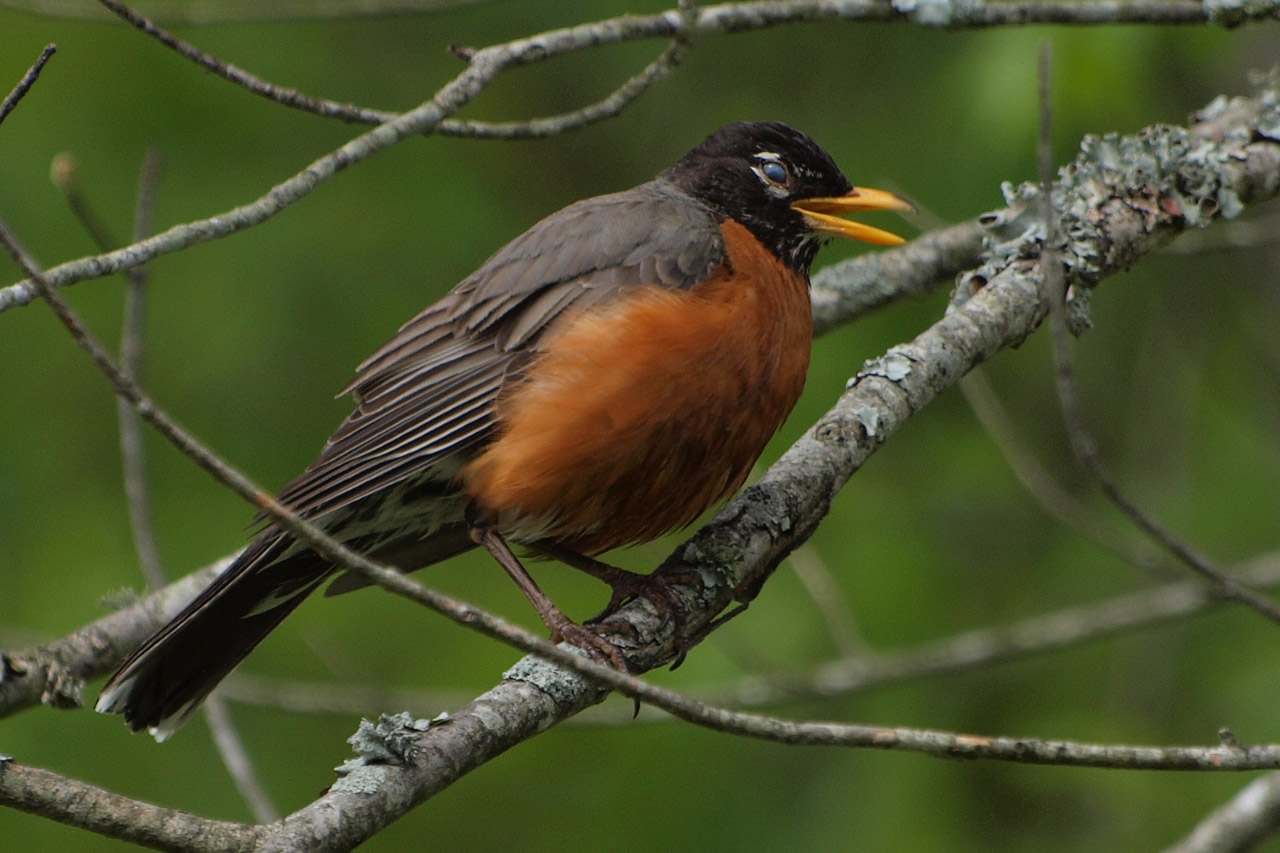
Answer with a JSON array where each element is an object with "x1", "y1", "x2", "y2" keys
[{"x1": 662, "y1": 121, "x2": 912, "y2": 273}]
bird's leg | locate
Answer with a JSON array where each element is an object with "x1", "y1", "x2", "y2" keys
[
  {"x1": 466, "y1": 506, "x2": 628, "y2": 671},
  {"x1": 533, "y1": 540, "x2": 694, "y2": 665}
]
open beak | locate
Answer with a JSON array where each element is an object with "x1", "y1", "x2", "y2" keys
[{"x1": 791, "y1": 187, "x2": 915, "y2": 246}]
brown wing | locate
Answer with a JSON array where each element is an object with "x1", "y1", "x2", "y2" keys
[{"x1": 272, "y1": 179, "x2": 725, "y2": 520}]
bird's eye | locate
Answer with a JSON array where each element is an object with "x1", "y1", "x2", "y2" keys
[{"x1": 760, "y1": 160, "x2": 789, "y2": 184}]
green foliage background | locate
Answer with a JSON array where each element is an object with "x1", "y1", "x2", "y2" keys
[{"x1": 1, "y1": 2, "x2": 1278, "y2": 849}]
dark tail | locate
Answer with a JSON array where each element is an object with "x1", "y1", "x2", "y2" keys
[{"x1": 96, "y1": 531, "x2": 329, "y2": 740}]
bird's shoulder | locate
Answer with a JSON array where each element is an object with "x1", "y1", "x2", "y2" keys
[{"x1": 349, "y1": 178, "x2": 727, "y2": 401}]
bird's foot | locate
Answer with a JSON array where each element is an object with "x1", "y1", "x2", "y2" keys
[
  {"x1": 545, "y1": 612, "x2": 630, "y2": 672},
  {"x1": 534, "y1": 541, "x2": 698, "y2": 666}
]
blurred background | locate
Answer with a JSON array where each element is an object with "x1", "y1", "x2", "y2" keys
[{"x1": 1, "y1": 2, "x2": 1278, "y2": 850}]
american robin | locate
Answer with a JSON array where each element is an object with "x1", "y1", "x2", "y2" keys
[{"x1": 97, "y1": 121, "x2": 911, "y2": 739}]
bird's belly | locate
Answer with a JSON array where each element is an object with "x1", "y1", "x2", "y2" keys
[{"x1": 461, "y1": 221, "x2": 812, "y2": 555}]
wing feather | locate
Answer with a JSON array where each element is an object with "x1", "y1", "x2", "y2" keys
[{"x1": 273, "y1": 179, "x2": 725, "y2": 521}]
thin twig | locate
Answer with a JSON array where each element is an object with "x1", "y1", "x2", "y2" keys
[
  {"x1": 201, "y1": 697, "x2": 279, "y2": 824},
  {"x1": 958, "y1": 369, "x2": 1172, "y2": 578},
  {"x1": 1037, "y1": 44, "x2": 1280, "y2": 628},
  {"x1": 10, "y1": 0, "x2": 1247, "y2": 26},
  {"x1": 118, "y1": 146, "x2": 166, "y2": 590},
  {"x1": 51, "y1": 149, "x2": 167, "y2": 588},
  {"x1": 784, "y1": 542, "x2": 866, "y2": 656},
  {"x1": 1, "y1": 15, "x2": 679, "y2": 313},
  {"x1": 702, "y1": 551, "x2": 1280, "y2": 710},
  {"x1": 2, "y1": 0, "x2": 487, "y2": 22},
  {"x1": 0, "y1": 44, "x2": 55, "y2": 128},
  {"x1": 96, "y1": 0, "x2": 691, "y2": 140},
  {"x1": 48, "y1": 154, "x2": 117, "y2": 252}
]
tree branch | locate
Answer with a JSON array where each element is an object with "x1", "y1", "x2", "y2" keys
[
  {"x1": 0, "y1": 758, "x2": 262, "y2": 852},
  {"x1": 0, "y1": 43, "x2": 55, "y2": 128},
  {"x1": 95, "y1": 0, "x2": 694, "y2": 140},
  {"x1": 206, "y1": 550, "x2": 1280, "y2": 724},
  {"x1": 0, "y1": 561, "x2": 228, "y2": 717}
]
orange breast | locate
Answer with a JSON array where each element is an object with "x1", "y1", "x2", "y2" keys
[{"x1": 460, "y1": 220, "x2": 813, "y2": 555}]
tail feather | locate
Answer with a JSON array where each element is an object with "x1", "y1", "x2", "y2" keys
[{"x1": 96, "y1": 532, "x2": 329, "y2": 740}]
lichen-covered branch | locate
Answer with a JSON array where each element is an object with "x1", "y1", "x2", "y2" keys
[
  {"x1": 0, "y1": 560, "x2": 226, "y2": 718},
  {"x1": 0, "y1": 758, "x2": 262, "y2": 851}
]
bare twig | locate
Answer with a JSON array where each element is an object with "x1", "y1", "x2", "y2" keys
[
  {"x1": 1, "y1": 16, "x2": 685, "y2": 313},
  {"x1": 118, "y1": 146, "x2": 166, "y2": 590},
  {"x1": 1037, "y1": 46, "x2": 1280, "y2": 627},
  {"x1": 809, "y1": 219, "x2": 986, "y2": 332},
  {"x1": 3, "y1": 0, "x2": 486, "y2": 23},
  {"x1": 48, "y1": 154, "x2": 117, "y2": 252},
  {"x1": 0, "y1": 44, "x2": 55, "y2": 128},
  {"x1": 92, "y1": 0, "x2": 1255, "y2": 140},
  {"x1": 784, "y1": 543, "x2": 866, "y2": 656},
  {"x1": 97, "y1": 0, "x2": 691, "y2": 140},
  {"x1": 201, "y1": 698, "x2": 279, "y2": 824},
  {"x1": 13, "y1": 0, "x2": 1263, "y2": 27},
  {"x1": 701, "y1": 551, "x2": 1280, "y2": 710},
  {"x1": 217, "y1": 673, "x2": 476, "y2": 720},
  {"x1": 580, "y1": 702, "x2": 1280, "y2": 771},
  {"x1": 958, "y1": 369, "x2": 1172, "y2": 577},
  {"x1": 49, "y1": 149, "x2": 167, "y2": 587}
]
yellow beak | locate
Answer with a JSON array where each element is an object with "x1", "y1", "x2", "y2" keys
[{"x1": 791, "y1": 186, "x2": 914, "y2": 246}]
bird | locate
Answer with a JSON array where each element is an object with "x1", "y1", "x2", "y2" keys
[{"x1": 97, "y1": 121, "x2": 911, "y2": 739}]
